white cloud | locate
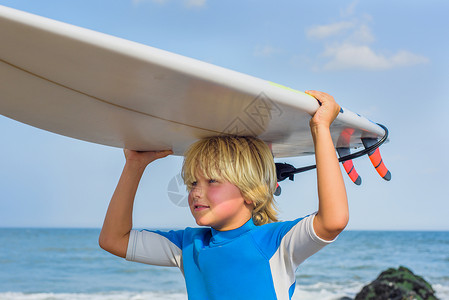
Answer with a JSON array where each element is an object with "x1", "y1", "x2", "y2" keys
[
  {"x1": 390, "y1": 50, "x2": 430, "y2": 67},
  {"x1": 323, "y1": 44, "x2": 387, "y2": 70},
  {"x1": 340, "y1": 0, "x2": 358, "y2": 17},
  {"x1": 322, "y1": 43, "x2": 429, "y2": 71},
  {"x1": 185, "y1": 0, "x2": 206, "y2": 7},
  {"x1": 306, "y1": 21, "x2": 354, "y2": 39},
  {"x1": 304, "y1": 12, "x2": 429, "y2": 71},
  {"x1": 254, "y1": 45, "x2": 282, "y2": 58},
  {"x1": 347, "y1": 24, "x2": 375, "y2": 44}
]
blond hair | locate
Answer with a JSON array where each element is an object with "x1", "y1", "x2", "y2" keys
[{"x1": 181, "y1": 136, "x2": 278, "y2": 225}]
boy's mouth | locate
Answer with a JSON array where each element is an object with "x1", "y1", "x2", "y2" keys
[{"x1": 194, "y1": 204, "x2": 210, "y2": 211}]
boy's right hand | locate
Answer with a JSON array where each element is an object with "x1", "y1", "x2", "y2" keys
[
  {"x1": 99, "y1": 148, "x2": 172, "y2": 259},
  {"x1": 124, "y1": 149, "x2": 173, "y2": 168}
]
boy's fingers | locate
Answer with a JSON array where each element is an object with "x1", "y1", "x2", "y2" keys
[
  {"x1": 305, "y1": 90, "x2": 334, "y2": 103},
  {"x1": 124, "y1": 149, "x2": 172, "y2": 163},
  {"x1": 154, "y1": 150, "x2": 173, "y2": 158},
  {"x1": 305, "y1": 90, "x2": 324, "y2": 97}
]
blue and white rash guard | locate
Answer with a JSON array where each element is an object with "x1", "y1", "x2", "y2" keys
[{"x1": 126, "y1": 213, "x2": 333, "y2": 300}]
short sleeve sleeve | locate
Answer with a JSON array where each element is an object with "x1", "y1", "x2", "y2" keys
[
  {"x1": 126, "y1": 229, "x2": 183, "y2": 268},
  {"x1": 284, "y1": 213, "x2": 336, "y2": 268}
]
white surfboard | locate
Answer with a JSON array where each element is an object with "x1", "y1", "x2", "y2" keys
[{"x1": 0, "y1": 5, "x2": 387, "y2": 159}]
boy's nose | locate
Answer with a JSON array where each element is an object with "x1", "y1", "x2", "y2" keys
[{"x1": 191, "y1": 186, "x2": 204, "y2": 199}]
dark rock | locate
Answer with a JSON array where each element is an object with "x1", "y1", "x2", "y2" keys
[{"x1": 355, "y1": 266, "x2": 438, "y2": 300}]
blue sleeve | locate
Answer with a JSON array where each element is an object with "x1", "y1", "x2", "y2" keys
[
  {"x1": 151, "y1": 229, "x2": 184, "y2": 249},
  {"x1": 250, "y1": 217, "x2": 305, "y2": 258}
]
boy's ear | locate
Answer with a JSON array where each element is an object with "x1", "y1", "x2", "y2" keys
[{"x1": 244, "y1": 198, "x2": 254, "y2": 206}]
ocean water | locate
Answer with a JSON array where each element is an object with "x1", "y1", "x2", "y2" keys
[{"x1": 0, "y1": 228, "x2": 448, "y2": 300}]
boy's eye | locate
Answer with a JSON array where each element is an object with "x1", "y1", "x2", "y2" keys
[
  {"x1": 191, "y1": 181, "x2": 197, "y2": 186},
  {"x1": 209, "y1": 179, "x2": 217, "y2": 184}
]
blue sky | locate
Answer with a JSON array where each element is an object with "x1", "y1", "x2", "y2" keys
[{"x1": 1, "y1": 0, "x2": 448, "y2": 230}]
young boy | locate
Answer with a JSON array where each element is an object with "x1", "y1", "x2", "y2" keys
[{"x1": 99, "y1": 90, "x2": 349, "y2": 299}]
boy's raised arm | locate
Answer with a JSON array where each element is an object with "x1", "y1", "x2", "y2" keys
[
  {"x1": 306, "y1": 90, "x2": 349, "y2": 241},
  {"x1": 99, "y1": 149, "x2": 172, "y2": 258}
]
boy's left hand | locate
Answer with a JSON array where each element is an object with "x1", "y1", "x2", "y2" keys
[
  {"x1": 305, "y1": 90, "x2": 341, "y2": 129},
  {"x1": 305, "y1": 90, "x2": 349, "y2": 240}
]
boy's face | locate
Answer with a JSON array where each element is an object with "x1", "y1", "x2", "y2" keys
[{"x1": 188, "y1": 171, "x2": 253, "y2": 231}]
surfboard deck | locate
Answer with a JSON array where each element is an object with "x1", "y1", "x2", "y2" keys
[{"x1": 0, "y1": 5, "x2": 386, "y2": 158}]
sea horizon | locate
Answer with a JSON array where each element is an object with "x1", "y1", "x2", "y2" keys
[{"x1": 1, "y1": 228, "x2": 448, "y2": 299}]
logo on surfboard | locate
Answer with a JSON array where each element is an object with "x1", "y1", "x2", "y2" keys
[{"x1": 221, "y1": 93, "x2": 283, "y2": 136}]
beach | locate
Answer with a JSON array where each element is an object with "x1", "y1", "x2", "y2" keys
[{"x1": 1, "y1": 228, "x2": 448, "y2": 299}]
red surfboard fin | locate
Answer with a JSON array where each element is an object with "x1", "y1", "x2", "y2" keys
[
  {"x1": 336, "y1": 128, "x2": 361, "y2": 185},
  {"x1": 337, "y1": 147, "x2": 362, "y2": 185},
  {"x1": 274, "y1": 183, "x2": 281, "y2": 196},
  {"x1": 362, "y1": 138, "x2": 391, "y2": 181}
]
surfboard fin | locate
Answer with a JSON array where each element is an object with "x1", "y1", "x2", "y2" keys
[
  {"x1": 274, "y1": 183, "x2": 282, "y2": 196},
  {"x1": 337, "y1": 147, "x2": 362, "y2": 185},
  {"x1": 362, "y1": 138, "x2": 392, "y2": 181}
]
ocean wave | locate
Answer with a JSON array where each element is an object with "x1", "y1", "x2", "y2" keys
[
  {"x1": 293, "y1": 281, "x2": 449, "y2": 300},
  {"x1": 293, "y1": 281, "x2": 363, "y2": 300},
  {"x1": 434, "y1": 284, "x2": 449, "y2": 300},
  {"x1": 0, "y1": 292, "x2": 188, "y2": 300},
  {"x1": 2, "y1": 283, "x2": 448, "y2": 300}
]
